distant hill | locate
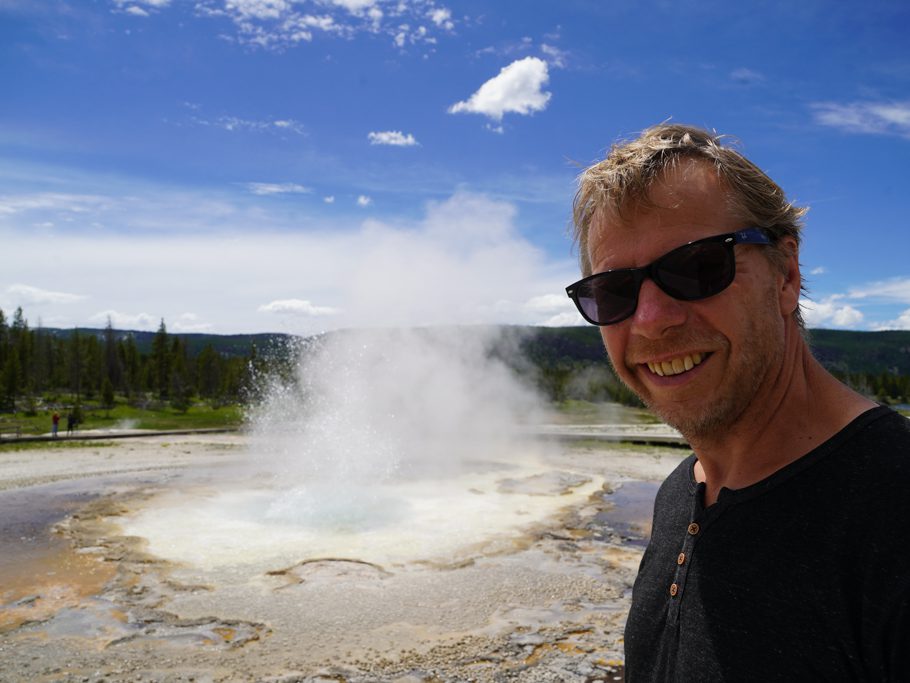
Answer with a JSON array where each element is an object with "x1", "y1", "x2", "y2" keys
[
  {"x1": 45, "y1": 328, "x2": 293, "y2": 358},
  {"x1": 807, "y1": 329, "x2": 910, "y2": 376},
  {"x1": 41, "y1": 325, "x2": 910, "y2": 377}
]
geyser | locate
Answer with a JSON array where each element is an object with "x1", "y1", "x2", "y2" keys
[{"x1": 121, "y1": 327, "x2": 600, "y2": 572}]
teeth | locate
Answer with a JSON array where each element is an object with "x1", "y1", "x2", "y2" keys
[{"x1": 647, "y1": 353, "x2": 703, "y2": 377}]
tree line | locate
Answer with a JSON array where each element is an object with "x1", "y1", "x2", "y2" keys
[
  {"x1": 0, "y1": 307, "x2": 259, "y2": 414},
  {"x1": 2, "y1": 305, "x2": 907, "y2": 416}
]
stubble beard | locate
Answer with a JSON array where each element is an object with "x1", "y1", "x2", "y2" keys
[{"x1": 619, "y1": 294, "x2": 784, "y2": 442}]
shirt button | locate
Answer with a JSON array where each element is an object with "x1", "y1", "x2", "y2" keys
[
  {"x1": 677, "y1": 552, "x2": 686, "y2": 565},
  {"x1": 687, "y1": 522, "x2": 700, "y2": 535},
  {"x1": 670, "y1": 583, "x2": 679, "y2": 597}
]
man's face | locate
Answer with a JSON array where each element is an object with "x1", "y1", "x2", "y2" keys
[{"x1": 588, "y1": 161, "x2": 790, "y2": 439}]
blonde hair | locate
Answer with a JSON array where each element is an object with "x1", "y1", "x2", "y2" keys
[{"x1": 572, "y1": 123, "x2": 808, "y2": 325}]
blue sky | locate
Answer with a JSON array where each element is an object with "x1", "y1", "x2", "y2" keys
[{"x1": 1, "y1": 0, "x2": 909, "y2": 334}]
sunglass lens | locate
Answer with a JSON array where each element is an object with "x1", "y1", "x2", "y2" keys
[
  {"x1": 577, "y1": 271, "x2": 639, "y2": 324},
  {"x1": 656, "y1": 241, "x2": 735, "y2": 300}
]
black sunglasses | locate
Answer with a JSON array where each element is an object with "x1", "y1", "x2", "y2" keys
[{"x1": 566, "y1": 228, "x2": 773, "y2": 326}]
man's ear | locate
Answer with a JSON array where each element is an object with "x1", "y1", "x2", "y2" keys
[{"x1": 777, "y1": 236, "x2": 801, "y2": 317}]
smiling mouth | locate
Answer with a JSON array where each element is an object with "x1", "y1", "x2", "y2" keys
[{"x1": 646, "y1": 352, "x2": 705, "y2": 377}]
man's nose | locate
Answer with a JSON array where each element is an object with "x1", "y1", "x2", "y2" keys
[{"x1": 629, "y1": 278, "x2": 688, "y2": 339}]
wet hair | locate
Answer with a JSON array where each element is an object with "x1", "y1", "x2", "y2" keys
[{"x1": 572, "y1": 123, "x2": 808, "y2": 326}]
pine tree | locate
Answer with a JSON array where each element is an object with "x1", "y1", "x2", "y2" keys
[
  {"x1": 195, "y1": 344, "x2": 223, "y2": 400},
  {"x1": 101, "y1": 377, "x2": 115, "y2": 410},
  {"x1": 169, "y1": 337, "x2": 193, "y2": 412},
  {"x1": 151, "y1": 320, "x2": 170, "y2": 400},
  {"x1": 0, "y1": 352, "x2": 21, "y2": 412},
  {"x1": 119, "y1": 334, "x2": 142, "y2": 399},
  {"x1": 103, "y1": 317, "x2": 123, "y2": 393},
  {"x1": 67, "y1": 328, "x2": 84, "y2": 401}
]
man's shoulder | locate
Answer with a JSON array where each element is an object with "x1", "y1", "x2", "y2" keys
[
  {"x1": 837, "y1": 406, "x2": 910, "y2": 469},
  {"x1": 826, "y1": 407, "x2": 910, "y2": 518},
  {"x1": 651, "y1": 454, "x2": 696, "y2": 513}
]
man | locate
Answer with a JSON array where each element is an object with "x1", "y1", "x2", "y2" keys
[{"x1": 566, "y1": 124, "x2": 910, "y2": 681}]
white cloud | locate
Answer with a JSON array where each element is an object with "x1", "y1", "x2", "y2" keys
[
  {"x1": 323, "y1": 195, "x2": 335, "y2": 204},
  {"x1": 873, "y1": 309, "x2": 910, "y2": 331},
  {"x1": 522, "y1": 293, "x2": 583, "y2": 326},
  {"x1": 224, "y1": 0, "x2": 291, "y2": 20},
  {"x1": 90, "y1": 310, "x2": 160, "y2": 331},
  {"x1": 124, "y1": 6, "x2": 150, "y2": 17},
  {"x1": 809, "y1": 266, "x2": 827, "y2": 276},
  {"x1": 847, "y1": 277, "x2": 910, "y2": 304},
  {"x1": 245, "y1": 182, "x2": 312, "y2": 195},
  {"x1": 258, "y1": 299, "x2": 340, "y2": 317},
  {"x1": 523, "y1": 293, "x2": 569, "y2": 313},
  {"x1": 540, "y1": 44, "x2": 568, "y2": 69},
  {"x1": 331, "y1": 0, "x2": 376, "y2": 13},
  {"x1": 113, "y1": 0, "x2": 170, "y2": 10},
  {"x1": 357, "y1": 195, "x2": 372, "y2": 206},
  {"x1": 800, "y1": 296, "x2": 864, "y2": 328},
  {"x1": 448, "y1": 57, "x2": 552, "y2": 122},
  {"x1": 192, "y1": 0, "x2": 450, "y2": 50},
  {"x1": 172, "y1": 312, "x2": 214, "y2": 333},
  {"x1": 0, "y1": 177, "x2": 577, "y2": 335},
  {"x1": 812, "y1": 101, "x2": 910, "y2": 138},
  {"x1": 540, "y1": 311, "x2": 585, "y2": 327},
  {"x1": 6, "y1": 284, "x2": 86, "y2": 305},
  {"x1": 0, "y1": 192, "x2": 108, "y2": 216},
  {"x1": 203, "y1": 116, "x2": 306, "y2": 135},
  {"x1": 428, "y1": 7, "x2": 453, "y2": 30},
  {"x1": 368, "y1": 130, "x2": 419, "y2": 146}
]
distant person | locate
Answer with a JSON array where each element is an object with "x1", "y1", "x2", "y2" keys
[
  {"x1": 567, "y1": 123, "x2": 910, "y2": 680},
  {"x1": 51, "y1": 411, "x2": 60, "y2": 438},
  {"x1": 66, "y1": 411, "x2": 76, "y2": 436}
]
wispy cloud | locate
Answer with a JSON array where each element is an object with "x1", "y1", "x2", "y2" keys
[
  {"x1": 847, "y1": 277, "x2": 910, "y2": 304},
  {"x1": 730, "y1": 67, "x2": 764, "y2": 85},
  {"x1": 540, "y1": 44, "x2": 568, "y2": 69},
  {"x1": 6, "y1": 284, "x2": 87, "y2": 305},
  {"x1": 368, "y1": 130, "x2": 419, "y2": 146},
  {"x1": 812, "y1": 101, "x2": 910, "y2": 138},
  {"x1": 191, "y1": 0, "x2": 455, "y2": 50},
  {"x1": 191, "y1": 114, "x2": 307, "y2": 136},
  {"x1": 357, "y1": 194, "x2": 372, "y2": 206},
  {"x1": 245, "y1": 182, "x2": 312, "y2": 196},
  {"x1": 809, "y1": 266, "x2": 827, "y2": 276},
  {"x1": 0, "y1": 192, "x2": 109, "y2": 216},
  {"x1": 449, "y1": 57, "x2": 552, "y2": 123},
  {"x1": 258, "y1": 299, "x2": 340, "y2": 317},
  {"x1": 112, "y1": 0, "x2": 170, "y2": 16}
]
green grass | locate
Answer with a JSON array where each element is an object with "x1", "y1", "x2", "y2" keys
[
  {"x1": 0, "y1": 398, "x2": 244, "y2": 437},
  {"x1": 0, "y1": 440, "x2": 117, "y2": 452},
  {"x1": 552, "y1": 400, "x2": 661, "y2": 425}
]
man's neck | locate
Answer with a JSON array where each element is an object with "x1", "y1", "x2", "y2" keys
[{"x1": 687, "y1": 333, "x2": 877, "y2": 506}]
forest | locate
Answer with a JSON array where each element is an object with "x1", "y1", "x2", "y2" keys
[
  {"x1": 0, "y1": 306, "x2": 261, "y2": 418},
  {"x1": 1, "y1": 306, "x2": 909, "y2": 428}
]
